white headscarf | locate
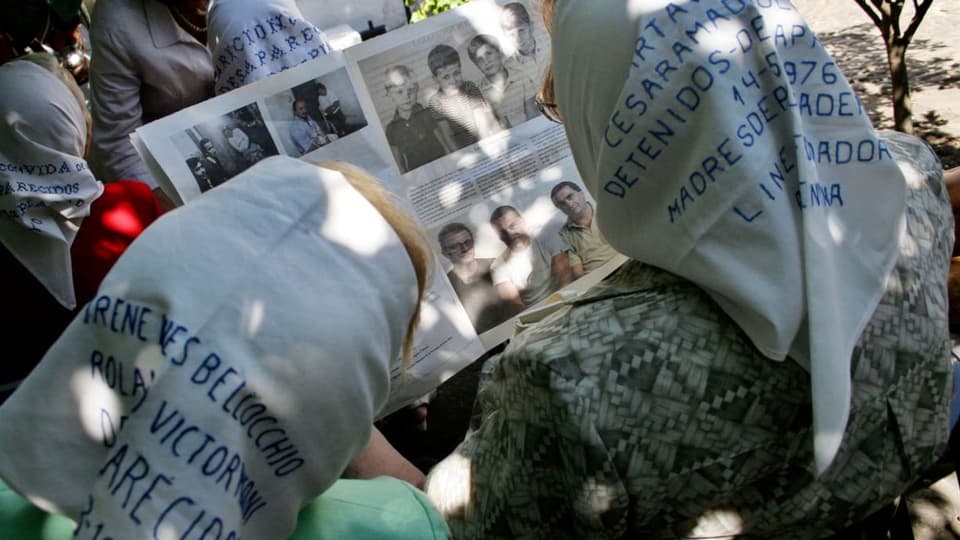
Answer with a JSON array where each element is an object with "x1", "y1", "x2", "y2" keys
[
  {"x1": 551, "y1": 0, "x2": 906, "y2": 473},
  {"x1": 0, "y1": 157, "x2": 419, "y2": 538},
  {"x1": 208, "y1": 0, "x2": 332, "y2": 95},
  {"x1": 0, "y1": 60, "x2": 104, "y2": 309}
]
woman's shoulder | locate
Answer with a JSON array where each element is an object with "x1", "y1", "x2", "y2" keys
[
  {"x1": 578, "y1": 261, "x2": 689, "y2": 301},
  {"x1": 505, "y1": 262, "x2": 742, "y2": 373},
  {"x1": 90, "y1": 0, "x2": 145, "y2": 40},
  {"x1": 878, "y1": 129, "x2": 943, "y2": 177}
]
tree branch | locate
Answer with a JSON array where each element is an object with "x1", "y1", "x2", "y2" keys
[
  {"x1": 854, "y1": 0, "x2": 884, "y2": 31},
  {"x1": 903, "y1": 0, "x2": 934, "y2": 44},
  {"x1": 889, "y1": 0, "x2": 904, "y2": 38}
]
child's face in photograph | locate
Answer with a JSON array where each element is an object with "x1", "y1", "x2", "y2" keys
[
  {"x1": 504, "y1": 21, "x2": 535, "y2": 56},
  {"x1": 434, "y1": 64, "x2": 463, "y2": 95},
  {"x1": 386, "y1": 73, "x2": 419, "y2": 111},
  {"x1": 192, "y1": 160, "x2": 208, "y2": 182},
  {"x1": 474, "y1": 44, "x2": 503, "y2": 78}
]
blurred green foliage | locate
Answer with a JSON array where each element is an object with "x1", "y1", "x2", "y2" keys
[{"x1": 405, "y1": 0, "x2": 471, "y2": 23}]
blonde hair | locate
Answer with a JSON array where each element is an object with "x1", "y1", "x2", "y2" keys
[
  {"x1": 538, "y1": 63, "x2": 557, "y2": 119},
  {"x1": 313, "y1": 161, "x2": 432, "y2": 369},
  {"x1": 534, "y1": 0, "x2": 558, "y2": 121},
  {"x1": 538, "y1": 0, "x2": 555, "y2": 33},
  {"x1": 15, "y1": 52, "x2": 92, "y2": 156}
]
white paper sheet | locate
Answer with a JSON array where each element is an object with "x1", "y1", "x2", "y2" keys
[{"x1": 134, "y1": 0, "x2": 623, "y2": 414}]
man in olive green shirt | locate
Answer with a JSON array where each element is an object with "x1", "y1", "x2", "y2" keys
[{"x1": 550, "y1": 181, "x2": 619, "y2": 273}]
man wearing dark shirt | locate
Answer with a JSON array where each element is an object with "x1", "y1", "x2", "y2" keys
[
  {"x1": 438, "y1": 222, "x2": 508, "y2": 334},
  {"x1": 384, "y1": 65, "x2": 448, "y2": 173}
]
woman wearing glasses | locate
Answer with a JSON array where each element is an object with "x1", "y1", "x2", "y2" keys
[{"x1": 425, "y1": 1, "x2": 954, "y2": 538}]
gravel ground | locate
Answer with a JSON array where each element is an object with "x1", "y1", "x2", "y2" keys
[{"x1": 794, "y1": 0, "x2": 960, "y2": 167}]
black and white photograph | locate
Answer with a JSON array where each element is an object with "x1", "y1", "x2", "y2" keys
[
  {"x1": 355, "y1": 0, "x2": 547, "y2": 174},
  {"x1": 130, "y1": 0, "x2": 619, "y2": 417},
  {"x1": 261, "y1": 67, "x2": 368, "y2": 158},
  {"x1": 425, "y1": 163, "x2": 606, "y2": 336},
  {"x1": 169, "y1": 102, "x2": 279, "y2": 192}
]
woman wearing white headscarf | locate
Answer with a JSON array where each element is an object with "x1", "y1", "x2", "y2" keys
[
  {"x1": 0, "y1": 53, "x2": 163, "y2": 403},
  {"x1": 207, "y1": 0, "x2": 445, "y2": 430},
  {"x1": 0, "y1": 156, "x2": 448, "y2": 538},
  {"x1": 206, "y1": 0, "x2": 332, "y2": 95},
  {"x1": 425, "y1": 1, "x2": 953, "y2": 538}
]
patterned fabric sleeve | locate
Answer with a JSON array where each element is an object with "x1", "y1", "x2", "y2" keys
[{"x1": 426, "y1": 319, "x2": 629, "y2": 539}]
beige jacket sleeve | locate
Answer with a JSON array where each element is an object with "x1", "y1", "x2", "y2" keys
[{"x1": 88, "y1": 22, "x2": 150, "y2": 185}]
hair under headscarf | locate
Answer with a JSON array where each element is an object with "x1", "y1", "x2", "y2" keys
[
  {"x1": 0, "y1": 57, "x2": 104, "y2": 309},
  {"x1": 550, "y1": 0, "x2": 907, "y2": 473}
]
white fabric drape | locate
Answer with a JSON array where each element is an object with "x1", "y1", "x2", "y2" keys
[
  {"x1": 208, "y1": 0, "x2": 332, "y2": 94},
  {"x1": 551, "y1": 0, "x2": 907, "y2": 472},
  {"x1": 0, "y1": 60, "x2": 103, "y2": 309},
  {"x1": 0, "y1": 157, "x2": 419, "y2": 538}
]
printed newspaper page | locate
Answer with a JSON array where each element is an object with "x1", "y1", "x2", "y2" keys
[
  {"x1": 132, "y1": 0, "x2": 625, "y2": 413},
  {"x1": 344, "y1": 0, "x2": 626, "y2": 349},
  {"x1": 132, "y1": 50, "x2": 394, "y2": 206},
  {"x1": 132, "y1": 50, "x2": 484, "y2": 415}
]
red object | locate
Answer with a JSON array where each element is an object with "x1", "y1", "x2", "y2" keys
[{"x1": 70, "y1": 180, "x2": 164, "y2": 303}]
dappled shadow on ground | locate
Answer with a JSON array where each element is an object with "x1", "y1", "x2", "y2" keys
[{"x1": 818, "y1": 22, "x2": 960, "y2": 168}]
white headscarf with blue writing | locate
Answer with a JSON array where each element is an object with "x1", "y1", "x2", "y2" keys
[
  {"x1": 208, "y1": 0, "x2": 332, "y2": 95},
  {"x1": 551, "y1": 0, "x2": 906, "y2": 473},
  {"x1": 0, "y1": 59, "x2": 104, "y2": 309},
  {"x1": 0, "y1": 157, "x2": 419, "y2": 538}
]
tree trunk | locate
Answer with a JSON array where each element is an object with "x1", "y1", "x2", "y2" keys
[{"x1": 886, "y1": 39, "x2": 914, "y2": 134}]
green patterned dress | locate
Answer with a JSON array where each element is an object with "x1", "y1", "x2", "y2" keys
[{"x1": 425, "y1": 132, "x2": 954, "y2": 539}]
